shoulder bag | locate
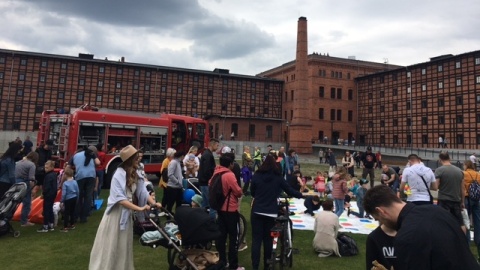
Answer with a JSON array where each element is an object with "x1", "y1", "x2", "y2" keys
[
  {"x1": 419, "y1": 175, "x2": 434, "y2": 204},
  {"x1": 468, "y1": 172, "x2": 480, "y2": 201}
]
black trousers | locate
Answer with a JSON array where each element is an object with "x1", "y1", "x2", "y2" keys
[
  {"x1": 251, "y1": 212, "x2": 276, "y2": 270},
  {"x1": 43, "y1": 195, "x2": 55, "y2": 226},
  {"x1": 164, "y1": 187, "x2": 183, "y2": 214},
  {"x1": 63, "y1": 197, "x2": 77, "y2": 228},
  {"x1": 216, "y1": 211, "x2": 240, "y2": 269}
]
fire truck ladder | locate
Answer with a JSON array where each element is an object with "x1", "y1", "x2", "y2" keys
[
  {"x1": 38, "y1": 112, "x2": 52, "y2": 145},
  {"x1": 57, "y1": 115, "x2": 71, "y2": 162}
]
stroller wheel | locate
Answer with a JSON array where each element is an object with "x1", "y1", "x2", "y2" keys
[{"x1": 14, "y1": 231, "x2": 20, "y2": 238}]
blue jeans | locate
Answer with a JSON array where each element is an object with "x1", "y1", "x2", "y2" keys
[
  {"x1": 76, "y1": 177, "x2": 95, "y2": 222},
  {"x1": 467, "y1": 197, "x2": 480, "y2": 258},
  {"x1": 200, "y1": 185, "x2": 216, "y2": 221},
  {"x1": 17, "y1": 178, "x2": 32, "y2": 224},
  {"x1": 334, "y1": 198, "x2": 345, "y2": 217}
]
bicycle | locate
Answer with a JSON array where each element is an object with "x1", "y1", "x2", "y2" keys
[{"x1": 268, "y1": 196, "x2": 295, "y2": 270}]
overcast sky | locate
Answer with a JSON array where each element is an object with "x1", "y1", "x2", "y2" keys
[{"x1": 1, "y1": 0, "x2": 479, "y2": 75}]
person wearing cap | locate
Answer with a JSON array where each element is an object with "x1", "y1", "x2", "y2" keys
[
  {"x1": 68, "y1": 145, "x2": 100, "y2": 223},
  {"x1": 89, "y1": 145, "x2": 160, "y2": 270},
  {"x1": 348, "y1": 178, "x2": 369, "y2": 218},
  {"x1": 400, "y1": 154, "x2": 437, "y2": 205},
  {"x1": 361, "y1": 146, "x2": 377, "y2": 188},
  {"x1": 191, "y1": 194, "x2": 203, "y2": 208}
]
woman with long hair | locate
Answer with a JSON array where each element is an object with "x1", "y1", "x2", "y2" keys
[
  {"x1": 0, "y1": 142, "x2": 23, "y2": 197},
  {"x1": 332, "y1": 166, "x2": 350, "y2": 217},
  {"x1": 250, "y1": 154, "x2": 303, "y2": 270},
  {"x1": 464, "y1": 160, "x2": 480, "y2": 259},
  {"x1": 89, "y1": 145, "x2": 161, "y2": 270},
  {"x1": 15, "y1": 151, "x2": 39, "y2": 226}
]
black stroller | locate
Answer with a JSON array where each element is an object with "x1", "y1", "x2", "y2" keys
[
  {"x1": 142, "y1": 206, "x2": 224, "y2": 270},
  {"x1": 0, "y1": 183, "x2": 27, "y2": 238}
]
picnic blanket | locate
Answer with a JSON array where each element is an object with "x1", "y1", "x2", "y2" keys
[{"x1": 288, "y1": 198, "x2": 378, "y2": 235}]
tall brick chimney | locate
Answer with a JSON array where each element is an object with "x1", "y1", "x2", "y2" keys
[{"x1": 289, "y1": 16, "x2": 312, "y2": 154}]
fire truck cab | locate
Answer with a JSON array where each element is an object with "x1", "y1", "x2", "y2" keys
[{"x1": 37, "y1": 104, "x2": 209, "y2": 188}]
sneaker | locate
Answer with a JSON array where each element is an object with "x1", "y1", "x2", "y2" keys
[
  {"x1": 365, "y1": 215, "x2": 372, "y2": 219},
  {"x1": 49, "y1": 227, "x2": 55, "y2": 232},
  {"x1": 37, "y1": 227, "x2": 49, "y2": 233},
  {"x1": 238, "y1": 243, "x2": 248, "y2": 252},
  {"x1": 59, "y1": 228, "x2": 69, "y2": 233},
  {"x1": 68, "y1": 225, "x2": 76, "y2": 230},
  {"x1": 21, "y1": 222, "x2": 35, "y2": 227},
  {"x1": 234, "y1": 267, "x2": 245, "y2": 270}
]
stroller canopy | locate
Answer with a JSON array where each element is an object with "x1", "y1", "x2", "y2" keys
[{"x1": 174, "y1": 206, "x2": 220, "y2": 246}]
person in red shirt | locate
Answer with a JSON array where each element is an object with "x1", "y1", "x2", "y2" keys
[
  {"x1": 210, "y1": 154, "x2": 245, "y2": 270},
  {"x1": 95, "y1": 143, "x2": 106, "y2": 198}
]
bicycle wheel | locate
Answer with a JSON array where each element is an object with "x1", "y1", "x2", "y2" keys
[
  {"x1": 279, "y1": 235, "x2": 286, "y2": 270},
  {"x1": 285, "y1": 219, "x2": 294, "y2": 267},
  {"x1": 238, "y1": 213, "x2": 247, "y2": 244}
]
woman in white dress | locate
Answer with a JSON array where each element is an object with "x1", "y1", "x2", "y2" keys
[{"x1": 89, "y1": 145, "x2": 161, "y2": 270}]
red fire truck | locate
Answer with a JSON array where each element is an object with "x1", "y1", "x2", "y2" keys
[{"x1": 37, "y1": 104, "x2": 209, "y2": 187}]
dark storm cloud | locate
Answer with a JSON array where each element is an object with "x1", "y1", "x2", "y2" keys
[
  {"x1": 23, "y1": 0, "x2": 206, "y2": 28},
  {"x1": 182, "y1": 19, "x2": 275, "y2": 60},
  {"x1": 17, "y1": 0, "x2": 276, "y2": 61}
]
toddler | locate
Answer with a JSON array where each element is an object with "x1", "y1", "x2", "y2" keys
[
  {"x1": 60, "y1": 167, "x2": 79, "y2": 232},
  {"x1": 184, "y1": 154, "x2": 198, "y2": 177},
  {"x1": 314, "y1": 171, "x2": 326, "y2": 197}
]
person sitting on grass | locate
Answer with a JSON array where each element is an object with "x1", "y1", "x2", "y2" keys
[
  {"x1": 304, "y1": 195, "x2": 321, "y2": 216},
  {"x1": 313, "y1": 199, "x2": 341, "y2": 257}
]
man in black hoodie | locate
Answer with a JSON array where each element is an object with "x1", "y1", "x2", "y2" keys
[{"x1": 198, "y1": 138, "x2": 219, "y2": 220}]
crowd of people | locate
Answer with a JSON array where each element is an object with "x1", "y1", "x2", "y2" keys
[{"x1": 4, "y1": 136, "x2": 480, "y2": 269}]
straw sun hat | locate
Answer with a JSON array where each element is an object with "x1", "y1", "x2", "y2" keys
[{"x1": 119, "y1": 145, "x2": 139, "y2": 164}]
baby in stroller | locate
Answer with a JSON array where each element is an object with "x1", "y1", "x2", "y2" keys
[
  {"x1": 0, "y1": 182, "x2": 28, "y2": 237},
  {"x1": 141, "y1": 205, "x2": 223, "y2": 269}
]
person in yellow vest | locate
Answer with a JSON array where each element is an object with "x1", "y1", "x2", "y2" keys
[{"x1": 253, "y1": 146, "x2": 262, "y2": 171}]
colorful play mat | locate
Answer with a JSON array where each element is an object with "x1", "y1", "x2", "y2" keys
[{"x1": 288, "y1": 198, "x2": 379, "y2": 235}]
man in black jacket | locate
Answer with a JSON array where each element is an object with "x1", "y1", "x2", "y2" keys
[
  {"x1": 364, "y1": 185, "x2": 480, "y2": 270},
  {"x1": 198, "y1": 138, "x2": 219, "y2": 220}
]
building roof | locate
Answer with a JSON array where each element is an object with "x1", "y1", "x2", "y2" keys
[{"x1": 0, "y1": 48, "x2": 283, "y2": 82}]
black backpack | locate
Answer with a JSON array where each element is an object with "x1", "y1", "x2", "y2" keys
[
  {"x1": 336, "y1": 232, "x2": 359, "y2": 256},
  {"x1": 208, "y1": 172, "x2": 230, "y2": 211}
]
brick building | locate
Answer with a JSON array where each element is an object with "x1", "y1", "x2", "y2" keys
[
  {"x1": 258, "y1": 17, "x2": 400, "y2": 152},
  {"x1": 356, "y1": 51, "x2": 480, "y2": 149},
  {"x1": 0, "y1": 49, "x2": 284, "y2": 142}
]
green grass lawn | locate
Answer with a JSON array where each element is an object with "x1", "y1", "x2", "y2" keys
[{"x1": 0, "y1": 162, "x2": 476, "y2": 269}]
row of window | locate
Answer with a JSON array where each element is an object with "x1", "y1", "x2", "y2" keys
[
  {"x1": 10, "y1": 72, "x2": 276, "y2": 89},
  {"x1": 372, "y1": 134, "x2": 478, "y2": 145},
  {"x1": 317, "y1": 109, "x2": 354, "y2": 121},
  {"x1": 318, "y1": 87, "x2": 354, "y2": 100},
  {"x1": 366, "y1": 113, "x2": 474, "y2": 128},
  {"x1": 365, "y1": 94, "x2": 477, "y2": 113},
  {"x1": 366, "y1": 57, "x2": 480, "y2": 85}
]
